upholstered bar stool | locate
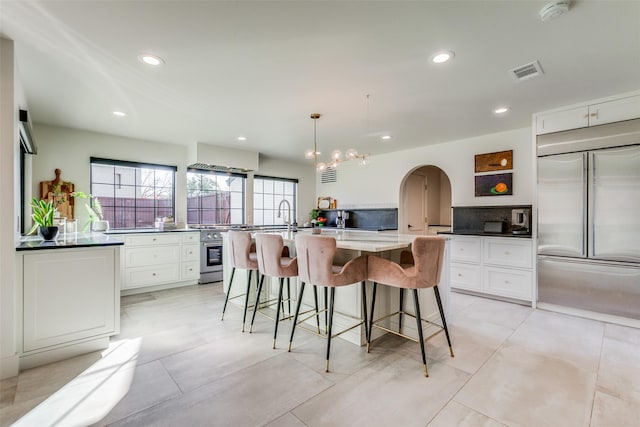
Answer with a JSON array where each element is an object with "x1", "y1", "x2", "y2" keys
[
  {"x1": 367, "y1": 236, "x2": 453, "y2": 377},
  {"x1": 289, "y1": 234, "x2": 368, "y2": 372},
  {"x1": 222, "y1": 230, "x2": 260, "y2": 332},
  {"x1": 250, "y1": 233, "x2": 298, "y2": 348}
]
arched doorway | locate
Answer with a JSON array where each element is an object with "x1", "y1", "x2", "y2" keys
[{"x1": 399, "y1": 165, "x2": 452, "y2": 235}]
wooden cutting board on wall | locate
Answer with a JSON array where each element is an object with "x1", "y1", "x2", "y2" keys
[{"x1": 40, "y1": 168, "x2": 75, "y2": 219}]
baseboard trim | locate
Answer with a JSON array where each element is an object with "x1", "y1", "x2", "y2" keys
[
  {"x1": 19, "y1": 337, "x2": 109, "y2": 371},
  {"x1": 0, "y1": 354, "x2": 19, "y2": 379},
  {"x1": 120, "y1": 279, "x2": 198, "y2": 296},
  {"x1": 537, "y1": 302, "x2": 640, "y2": 329}
]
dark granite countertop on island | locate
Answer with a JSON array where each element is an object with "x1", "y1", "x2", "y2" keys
[{"x1": 16, "y1": 233, "x2": 124, "y2": 251}]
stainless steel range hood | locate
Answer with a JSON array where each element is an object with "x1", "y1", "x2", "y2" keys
[{"x1": 188, "y1": 142, "x2": 258, "y2": 173}]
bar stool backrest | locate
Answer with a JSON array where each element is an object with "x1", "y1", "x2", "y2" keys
[
  {"x1": 411, "y1": 236, "x2": 447, "y2": 288},
  {"x1": 228, "y1": 230, "x2": 255, "y2": 270},
  {"x1": 255, "y1": 233, "x2": 293, "y2": 277},
  {"x1": 295, "y1": 234, "x2": 337, "y2": 285}
]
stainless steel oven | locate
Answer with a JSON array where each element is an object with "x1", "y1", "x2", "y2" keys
[{"x1": 199, "y1": 230, "x2": 223, "y2": 284}]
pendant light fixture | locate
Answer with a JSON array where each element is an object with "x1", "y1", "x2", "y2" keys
[{"x1": 304, "y1": 113, "x2": 369, "y2": 171}]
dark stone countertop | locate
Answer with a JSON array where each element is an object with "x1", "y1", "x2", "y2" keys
[
  {"x1": 104, "y1": 228, "x2": 197, "y2": 234},
  {"x1": 16, "y1": 233, "x2": 124, "y2": 251},
  {"x1": 437, "y1": 231, "x2": 532, "y2": 239}
]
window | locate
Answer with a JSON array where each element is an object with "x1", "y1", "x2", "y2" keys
[
  {"x1": 253, "y1": 176, "x2": 297, "y2": 226},
  {"x1": 187, "y1": 169, "x2": 245, "y2": 225},
  {"x1": 90, "y1": 158, "x2": 176, "y2": 229}
]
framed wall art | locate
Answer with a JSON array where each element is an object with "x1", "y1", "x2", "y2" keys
[
  {"x1": 475, "y1": 150, "x2": 513, "y2": 173},
  {"x1": 475, "y1": 173, "x2": 512, "y2": 197}
]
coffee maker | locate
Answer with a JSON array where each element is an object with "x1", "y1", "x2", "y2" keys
[
  {"x1": 511, "y1": 208, "x2": 530, "y2": 235},
  {"x1": 336, "y1": 210, "x2": 349, "y2": 229}
]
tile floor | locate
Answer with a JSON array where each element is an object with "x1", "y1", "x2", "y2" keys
[{"x1": 1, "y1": 284, "x2": 639, "y2": 427}]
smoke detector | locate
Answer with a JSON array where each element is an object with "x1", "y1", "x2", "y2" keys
[{"x1": 540, "y1": 1, "x2": 570, "y2": 22}]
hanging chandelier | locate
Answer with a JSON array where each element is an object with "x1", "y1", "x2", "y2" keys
[{"x1": 304, "y1": 113, "x2": 369, "y2": 171}]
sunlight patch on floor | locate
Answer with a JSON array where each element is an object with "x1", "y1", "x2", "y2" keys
[{"x1": 13, "y1": 338, "x2": 141, "y2": 427}]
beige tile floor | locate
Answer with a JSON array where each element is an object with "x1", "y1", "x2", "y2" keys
[{"x1": 1, "y1": 283, "x2": 639, "y2": 427}]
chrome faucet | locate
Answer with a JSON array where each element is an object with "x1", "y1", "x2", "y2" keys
[{"x1": 277, "y1": 199, "x2": 292, "y2": 232}]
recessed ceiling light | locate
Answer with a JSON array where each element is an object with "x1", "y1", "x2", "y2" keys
[
  {"x1": 112, "y1": 111, "x2": 126, "y2": 117},
  {"x1": 431, "y1": 50, "x2": 455, "y2": 64},
  {"x1": 138, "y1": 54, "x2": 165, "y2": 66},
  {"x1": 237, "y1": 136, "x2": 247, "y2": 141},
  {"x1": 494, "y1": 107, "x2": 510, "y2": 114},
  {"x1": 381, "y1": 135, "x2": 392, "y2": 141}
]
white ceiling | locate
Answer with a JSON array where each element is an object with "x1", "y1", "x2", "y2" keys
[{"x1": 2, "y1": 1, "x2": 639, "y2": 164}]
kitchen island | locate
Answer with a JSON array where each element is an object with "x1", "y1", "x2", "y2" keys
[
  {"x1": 15, "y1": 233, "x2": 123, "y2": 370},
  {"x1": 222, "y1": 229, "x2": 450, "y2": 345}
]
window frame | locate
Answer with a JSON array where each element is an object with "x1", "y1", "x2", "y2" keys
[
  {"x1": 253, "y1": 175, "x2": 298, "y2": 227},
  {"x1": 90, "y1": 157, "x2": 177, "y2": 229},
  {"x1": 186, "y1": 168, "x2": 246, "y2": 225}
]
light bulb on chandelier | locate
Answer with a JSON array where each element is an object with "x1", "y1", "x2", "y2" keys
[{"x1": 305, "y1": 113, "x2": 369, "y2": 172}]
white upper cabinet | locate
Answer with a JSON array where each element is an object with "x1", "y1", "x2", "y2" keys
[
  {"x1": 588, "y1": 96, "x2": 640, "y2": 126},
  {"x1": 536, "y1": 94, "x2": 640, "y2": 135},
  {"x1": 536, "y1": 106, "x2": 589, "y2": 135}
]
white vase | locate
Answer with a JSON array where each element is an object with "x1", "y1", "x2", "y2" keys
[{"x1": 92, "y1": 220, "x2": 109, "y2": 232}]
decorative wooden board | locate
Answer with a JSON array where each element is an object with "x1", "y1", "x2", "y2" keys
[
  {"x1": 40, "y1": 169, "x2": 75, "y2": 219},
  {"x1": 475, "y1": 150, "x2": 513, "y2": 173}
]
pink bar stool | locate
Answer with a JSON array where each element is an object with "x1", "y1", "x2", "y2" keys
[
  {"x1": 367, "y1": 236, "x2": 454, "y2": 377},
  {"x1": 289, "y1": 234, "x2": 368, "y2": 372},
  {"x1": 222, "y1": 230, "x2": 260, "y2": 332},
  {"x1": 250, "y1": 233, "x2": 298, "y2": 349}
]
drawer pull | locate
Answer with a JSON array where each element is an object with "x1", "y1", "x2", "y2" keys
[
  {"x1": 152, "y1": 273, "x2": 156, "y2": 276},
  {"x1": 153, "y1": 238, "x2": 157, "y2": 241},
  {"x1": 458, "y1": 273, "x2": 462, "y2": 277},
  {"x1": 504, "y1": 280, "x2": 510, "y2": 284}
]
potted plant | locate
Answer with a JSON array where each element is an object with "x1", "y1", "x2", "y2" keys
[
  {"x1": 73, "y1": 192, "x2": 108, "y2": 231},
  {"x1": 28, "y1": 197, "x2": 59, "y2": 241}
]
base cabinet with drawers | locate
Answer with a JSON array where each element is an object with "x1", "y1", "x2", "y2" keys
[
  {"x1": 450, "y1": 235, "x2": 533, "y2": 303},
  {"x1": 121, "y1": 231, "x2": 200, "y2": 292}
]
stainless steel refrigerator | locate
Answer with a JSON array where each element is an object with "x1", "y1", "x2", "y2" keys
[{"x1": 537, "y1": 119, "x2": 640, "y2": 320}]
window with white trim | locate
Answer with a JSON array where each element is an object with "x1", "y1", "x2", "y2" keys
[
  {"x1": 253, "y1": 176, "x2": 297, "y2": 226},
  {"x1": 187, "y1": 169, "x2": 246, "y2": 225},
  {"x1": 90, "y1": 157, "x2": 176, "y2": 229}
]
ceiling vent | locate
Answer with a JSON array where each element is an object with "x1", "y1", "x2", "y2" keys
[
  {"x1": 321, "y1": 167, "x2": 337, "y2": 184},
  {"x1": 509, "y1": 60, "x2": 544, "y2": 81}
]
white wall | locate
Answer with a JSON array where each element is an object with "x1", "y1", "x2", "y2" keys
[
  {"x1": 0, "y1": 37, "x2": 19, "y2": 379},
  {"x1": 32, "y1": 125, "x2": 188, "y2": 229},
  {"x1": 30, "y1": 125, "x2": 317, "y2": 228},
  {"x1": 317, "y1": 127, "x2": 534, "y2": 209}
]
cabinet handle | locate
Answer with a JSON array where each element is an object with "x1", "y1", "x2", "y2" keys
[
  {"x1": 505, "y1": 280, "x2": 510, "y2": 284},
  {"x1": 458, "y1": 273, "x2": 462, "y2": 277},
  {"x1": 153, "y1": 238, "x2": 157, "y2": 241},
  {"x1": 590, "y1": 111, "x2": 598, "y2": 118},
  {"x1": 153, "y1": 273, "x2": 156, "y2": 276}
]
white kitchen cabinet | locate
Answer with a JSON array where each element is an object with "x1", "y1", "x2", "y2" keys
[
  {"x1": 450, "y1": 235, "x2": 533, "y2": 303},
  {"x1": 20, "y1": 247, "x2": 120, "y2": 368},
  {"x1": 450, "y1": 262, "x2": 482, "y2": 292},
  {"x1": 536, "y1": 94, "x2": 640, "y2": 135},
  {"x1": 120, "y1": 231, "x2": 200, "y2": 292}
]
